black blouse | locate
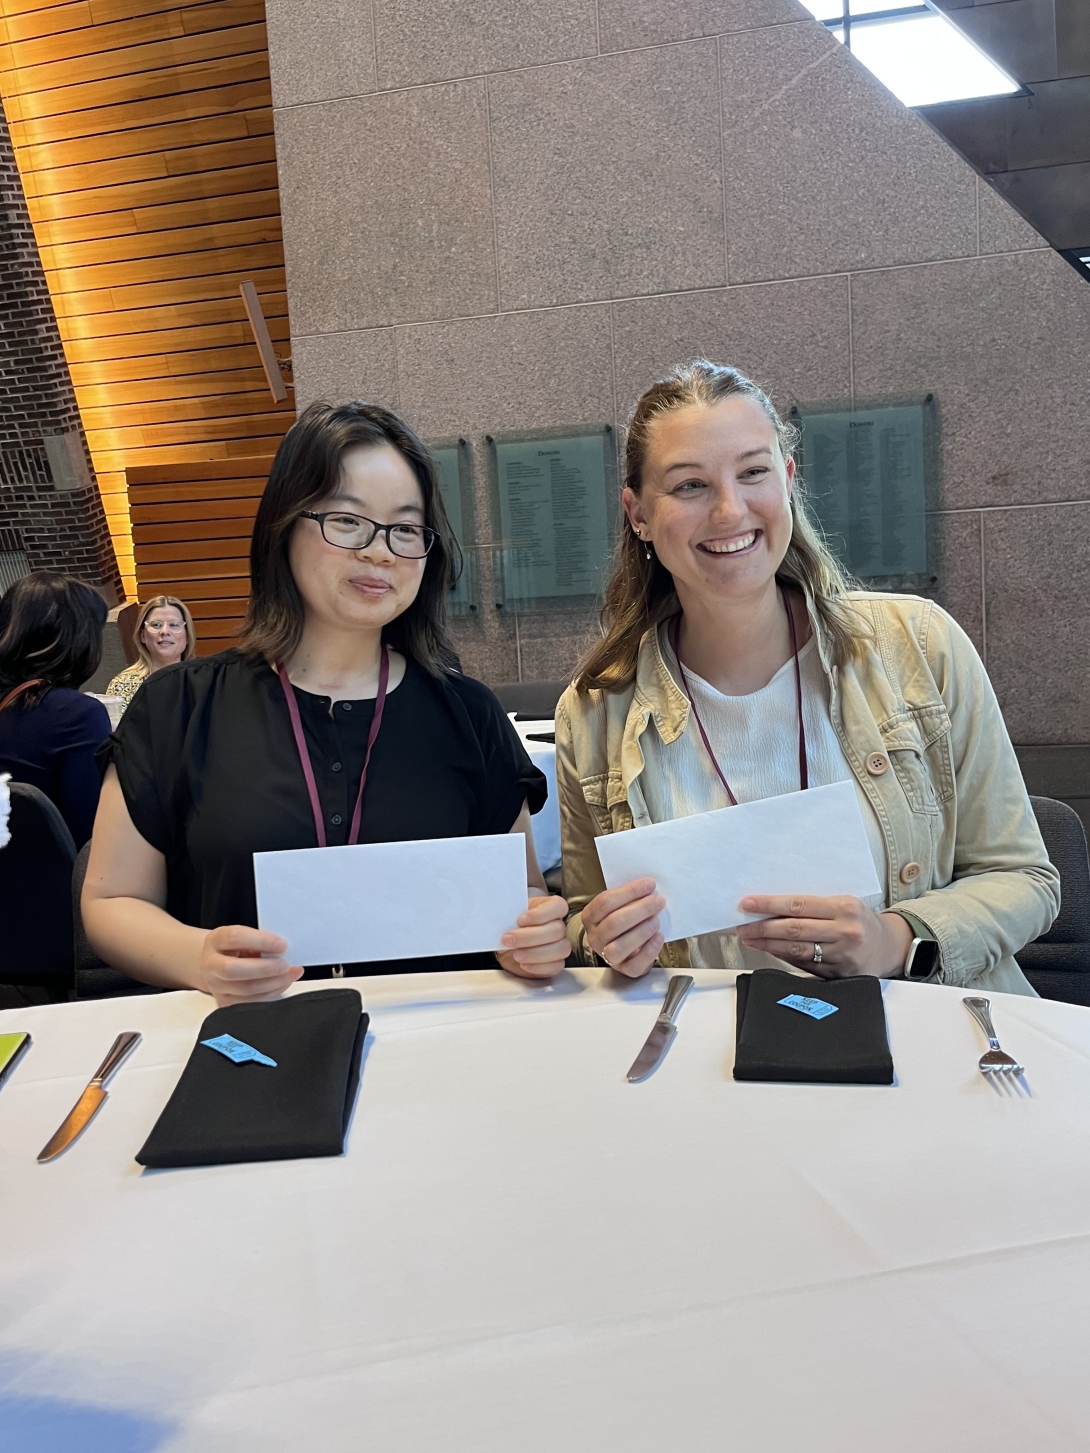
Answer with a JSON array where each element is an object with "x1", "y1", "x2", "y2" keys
[{"x1": 101, "y1": 650, "x2": 547, "y2": 976}]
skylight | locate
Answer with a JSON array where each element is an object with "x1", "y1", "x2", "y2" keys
[{"x1": 800, "y1": 2, "x2": 1021, "y2": 107}]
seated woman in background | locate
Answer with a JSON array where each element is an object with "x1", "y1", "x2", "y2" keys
[
  {"x1": 0, "y1": 571, "x2": 110, "y2": 847},
  {"x1": 556, "y1": 362, "x2": 1059, "y2": 995},
  {"x1": 106, "y1": 594, "x2": 196, "y2": 708},
  {"x1": 83, "y1": 400, "x2": 569, "y2": 1004}
]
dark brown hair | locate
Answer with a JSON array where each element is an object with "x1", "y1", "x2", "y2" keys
[
  {"x1": 0, "y1": 571, "x2": 107, "y2": 706},
  {"x1": 237, "y1": 400, "x2": 460, "y2": 675},
  {"x1": 575, "y1": 361, "x2": 864, "y2": 692}
]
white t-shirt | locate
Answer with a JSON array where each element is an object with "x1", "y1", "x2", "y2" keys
[{"x1": 642, "y1": 628, "x2": 889, "y2": 970}]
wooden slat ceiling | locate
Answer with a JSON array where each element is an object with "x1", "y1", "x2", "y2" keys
[
  {"x1": 127, "y1": 454, "x2": 267, "y2": 655},
  {"x1": 0, "y1": 0, "x2": 293, "y2": 601}
]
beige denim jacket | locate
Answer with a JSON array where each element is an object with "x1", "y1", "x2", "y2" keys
[{"x1": 555, "y1": 592, "x2": 1059, "y2": 996}]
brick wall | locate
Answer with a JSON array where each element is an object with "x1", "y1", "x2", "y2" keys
[{"x1": 0, "y1": 105, "x2": 121, "y2": 601}]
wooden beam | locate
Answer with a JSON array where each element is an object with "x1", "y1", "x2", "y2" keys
[{"x1": 239, "y1": 278, "x2": 287, "y2": 402}]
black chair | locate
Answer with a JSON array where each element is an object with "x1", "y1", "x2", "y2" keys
[
  {"x1": 491, "y1": 680, "x2": 566, "y2": 719},
  {"x1": 1017, "y1": 796, "x2": 1090, "y2": 1006},
  {"x1": 0, "y1": 783, "x2": 76, "y2": 999},
  {"x1": 72, "y1": 842, "x2": 155, "y2": 999}
]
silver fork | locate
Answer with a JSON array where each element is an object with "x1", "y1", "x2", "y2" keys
[{"x1": 963, "y1": 997, "x2": 1024, "y2": 1077}]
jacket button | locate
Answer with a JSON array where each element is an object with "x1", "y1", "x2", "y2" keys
[
  {"x1": 866, "y1": 752, "x2": 889, "y2": 776},
  {"x1": 900, "y1": 861, "x2": 921, "y2": 884}
]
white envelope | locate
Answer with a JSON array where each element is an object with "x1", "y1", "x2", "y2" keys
[
  {"x1": 254, "y1": 834, "x2": 528, "y2": 966},
  {"x1": 594, "y1": 780, "x2": 882, "y2": 943}
]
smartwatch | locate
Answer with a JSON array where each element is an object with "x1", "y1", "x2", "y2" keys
[{"x1": 903, "y1": 936, "x2": 940, "y2": 981}]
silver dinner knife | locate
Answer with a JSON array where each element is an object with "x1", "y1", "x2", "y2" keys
[
  {"x1": 37, "y1": 1032, "x2": 141, "y2": 1163},
  {"x1": 626, "y1": 975, "x2": 694, "y2": 1082}
]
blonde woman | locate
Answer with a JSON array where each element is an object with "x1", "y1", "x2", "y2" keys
[
  {"x1": 107, "y1": 595, "x2": 196, "y2": 708},
  {"x1": 556, "y1": 362, "x2": 1058, "y2": 994}
]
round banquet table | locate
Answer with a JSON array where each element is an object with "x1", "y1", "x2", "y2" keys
[{"x1": 2, "y1": 968, "x2": 1090, "y2": 1452}]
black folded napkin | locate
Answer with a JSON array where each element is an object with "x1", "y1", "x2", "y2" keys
[
  {"x1": 733, "y1": 969, "x2": 894, "y2": 1085},
  {"x1": 136, "y1": 989, "x2": 367, "y2": 1168}
]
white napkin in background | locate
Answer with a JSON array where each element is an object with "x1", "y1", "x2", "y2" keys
[
  {"x1": 0, "y1": 773, "x2": 10, "y2": 849},
  {"x1": 84, "y1": 692, "x2": 126, "y2": 730}
]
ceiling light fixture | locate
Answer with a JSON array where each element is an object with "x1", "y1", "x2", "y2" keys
[{"x1": 799, "y1": 1, "x2": 1022, "y2": 108}]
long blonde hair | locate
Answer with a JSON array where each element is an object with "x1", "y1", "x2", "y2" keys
[
  {"x1": 575, "y1": 361, "x2": 866, "y2": 692},
  {"x1": 133, "y1": 595, "x2": 197, "y2": 672}
]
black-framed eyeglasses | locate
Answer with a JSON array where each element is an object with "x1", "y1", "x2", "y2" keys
[{"x1": 300, "y1": 510, "x2": 437, "y2": 559}]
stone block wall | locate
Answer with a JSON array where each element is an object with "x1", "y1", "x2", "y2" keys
[{"x1": 266, "y1": 0, "x2": 1090, "y2": 749}]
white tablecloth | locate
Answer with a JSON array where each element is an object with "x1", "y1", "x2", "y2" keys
[
  {"x1": 511, "y1": 716, "x2": 560, "y2": 873},
  {"x1": 2, "y1": 971, "x2": 1090, "y2": 1451}
]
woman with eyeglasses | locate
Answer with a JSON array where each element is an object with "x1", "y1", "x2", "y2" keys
[
  {"x1": 105, "y1": 594, "x2": 196, "y2": 709},
  {"x1": 83, "y1": 401, "x2": 569, "y2": 1003}
]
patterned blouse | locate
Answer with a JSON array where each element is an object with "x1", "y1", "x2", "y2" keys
[{"x1": 105, "y1": 663, "x2": 148, "y2": 710}]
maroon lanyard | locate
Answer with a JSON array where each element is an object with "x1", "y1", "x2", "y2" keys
[
  {"x1": 668, "y1": 584, "x2": 808, "y2": 807},
  {"x1": 276, "y1": 646, "x2": 390, "y2": 847}
]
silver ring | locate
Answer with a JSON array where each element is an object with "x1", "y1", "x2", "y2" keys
[{"x1": 812, "y1": 942, "x2": 823, "y2": 965}]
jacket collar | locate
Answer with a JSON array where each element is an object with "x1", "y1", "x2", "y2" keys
[{"x1": 631, "y1": 591, "x2": 837, "y2": 746}]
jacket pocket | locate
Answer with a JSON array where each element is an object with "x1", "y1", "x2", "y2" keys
[
  {"x1": 582, "y1": 771, "x2": 635, "y2": 835},
  {"x1": 879, "y1": 704, "x2": 953, "y2": 815}
]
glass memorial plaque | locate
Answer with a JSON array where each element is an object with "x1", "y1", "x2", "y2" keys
[
  {"x1": 489, "y1": 428, "x2": 616, "y2": 610},
  {"x1": 796, "y1": 403, "x2": 931, "y2": 582},
  {"x1": 431, "y1": 440, "x2": 477, "y2": 615}
]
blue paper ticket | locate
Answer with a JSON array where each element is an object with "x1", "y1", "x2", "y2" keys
[
  {"x1": 778, "y1": 994, "x2": 838, "y2": 1021},
  {"x1": 201, "y1": 1034, "x2": 277, "y2": 1067}
]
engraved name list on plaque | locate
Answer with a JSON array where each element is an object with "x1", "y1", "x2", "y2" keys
[
  {"x1": 489, "y1": 429, "x2": 616, "y2": 610},
  {"x1": 795, "y1": 402, "x2": 934, "y2": 584}
]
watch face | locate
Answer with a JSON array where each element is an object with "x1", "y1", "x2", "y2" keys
[{"x1": 906, "y1": 940, "x2": 940, "y2": 979}]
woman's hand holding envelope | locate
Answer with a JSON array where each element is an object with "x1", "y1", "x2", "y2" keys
[
  {"x1": 581, "y1": 878, "x2": 667, "y2": 978},
  {"x1": 497, "y1": 894, "x2": 571, "y2": 980},
  {"x1": 735, "y1": 895, "x2": 914, "y2": 978},
  {"x1": 580, "y1": 877, "x2": 915, "y2": 980},
  {"x1": 197, "y1": 925, "x2": 305, "y2": 1007}
]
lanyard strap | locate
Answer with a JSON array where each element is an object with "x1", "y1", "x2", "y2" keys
[
  {"x1": 276, "y1": 647, "x2": 390, "y2": 848},
  {"x1": 669, "y1": 584, "x2": 808, "y2": 806}
]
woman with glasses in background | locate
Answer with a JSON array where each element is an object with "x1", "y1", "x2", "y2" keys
[
  {"x1": 83, "y1": 401, "x2": 568, "y2": 1003},
  {"x1": 106, "y1": 594, "x2": 196, "y2": 709}
]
